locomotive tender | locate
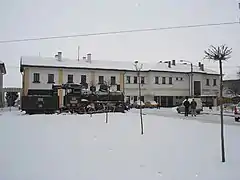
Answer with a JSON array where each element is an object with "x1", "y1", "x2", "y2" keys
[{"x1": 21, "y1": 83, "x2": 125, "y2": 115}]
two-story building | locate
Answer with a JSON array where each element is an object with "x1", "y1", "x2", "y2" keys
[
  {"x1": 20, "y1": 52, "x2": 220, "y2": 107},
  {"x1": 0, "y1": 61, "x2": 6, "y2": 107}
]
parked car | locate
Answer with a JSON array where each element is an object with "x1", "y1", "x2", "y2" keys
[
  {"x1": 234, "y1": 103, "x2": 240, "y2": 122},
  {"x1": 132, "y1": 100, "x2": 145, "y2": 109},
  {"x1": 145, "y1": 101, "x2": 159, "y2": 108},
  {"x1": 176, "y1": 98, "x2": 203, "y2": 114}
]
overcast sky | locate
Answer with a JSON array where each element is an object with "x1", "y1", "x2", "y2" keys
[{"x1": 0, "y1": 0, "x2": 239, "y2": 87}]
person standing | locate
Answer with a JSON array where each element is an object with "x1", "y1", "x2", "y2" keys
[
  {"x1": 183, "y1": 97, "x2": 190, "y2": 117},
  {"x1": 190, "y1": 99, "x2": 197, "y2": 117}
]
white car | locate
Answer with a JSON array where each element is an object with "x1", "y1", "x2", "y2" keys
[{"x1": 234, "y1": 103, "x2": 240, "y2": 122}]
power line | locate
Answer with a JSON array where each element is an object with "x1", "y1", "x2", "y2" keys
[{"x1": 0, "y1": 21, "x2": 239, "y2": 44}]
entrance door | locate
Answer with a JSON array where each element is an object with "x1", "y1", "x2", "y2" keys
[
  {"x1": 167, "y1": 96, "x2": 173, "y2": 107},
  {"x1": 161, "y1": 96, "x2": 167, "y2": 107}
]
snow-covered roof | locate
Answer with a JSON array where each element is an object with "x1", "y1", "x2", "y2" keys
[{"x1": 20, "y1": 56, "x2": 219, "y2": 75}]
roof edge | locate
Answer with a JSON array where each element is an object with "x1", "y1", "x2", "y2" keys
[{"x1": 20, "y1": 64, "x2": 220, "y2": 75}]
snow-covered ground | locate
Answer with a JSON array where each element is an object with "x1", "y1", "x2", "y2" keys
[{"x1": 0, "y1": 110, "x2": 240, "y2": 180}]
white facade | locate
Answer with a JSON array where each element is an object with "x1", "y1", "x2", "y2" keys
[{"x1": 20, "y1": 54, "x2": 220, "y2": 107}]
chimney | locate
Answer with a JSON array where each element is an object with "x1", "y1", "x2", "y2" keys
[
  {"x1": 83, "y1": 56, "x2": 86, "y2": 61},
  {"x1": 201, "y1": 64, "x2": 204, "y2": 71},
  {"x1": 172, "y1": 60, "x2": 176, "y2": 66},
  {"x1": 168, "y1": 61, "x2": 171, "y2": 68},
  {"x1": 198, "y1": 62, "x2": 201, "y2": 67},
  {"x1": 87, "y1": 53, "x2": 91, "y2": 63},
  {"x1": 57, "y1": 51, "x2": 62, "y2": 61},
  {"x1": 55, "y1": 54, "x2": 58, "y2": 59}
]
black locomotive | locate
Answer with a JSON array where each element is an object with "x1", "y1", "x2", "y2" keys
[
  {"x1": 53, "y1": 83, "x2": 125, "y2": 114},
  {"x1": 21, "y1": 83, "x2": 125, "y2": 115}
]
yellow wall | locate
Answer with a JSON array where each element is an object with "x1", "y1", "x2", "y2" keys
[
  {"x1": 120, "y1": 72, "x2": 124, "y2": 92},
  {"x1": 23, "y1": 68, "x2": 29, "y2": 96},
  {"x1": 58, "y1": 69, "x2": 63, "y2": 107}
]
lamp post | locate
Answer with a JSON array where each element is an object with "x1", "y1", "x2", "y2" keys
[
  {"x1": 180, "y1": 60, "x2": 193, "y2": 98},
  {"x1": 134, "y1": 60, "x2": 144, "y2": 135}
]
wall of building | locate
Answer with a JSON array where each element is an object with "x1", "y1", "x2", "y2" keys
[{"x1": 24, "y1": 66, "x2": 220, "y2": 107}]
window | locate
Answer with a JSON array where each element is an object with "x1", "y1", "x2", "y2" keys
[
  {"x1": 162, "y1": 77, "x2": 166, "y2": 84},
  {"x1": 206, "y1": 79, "x2": 210, "y2": 86},
  {"x1": 140, "y1": 96, "x2": 144, "y2": 102},
  {"x1": 81, "y1": 75, "x2": 86, "y2": 84},
  {"x1": 33, "y1": 73, "x2": 40, "y2": 83},
  {"x1": 111, "y1": 76, "x2": 116, "y2": 85},
  {"x1": 134, "y1": 76, "x2": 138, "y2": 84},
  {"x1": 176, "y1": 77, "x2": 179, "y2": 80},
  {"x1": 117, "y1": 84, "x2": 120, "y2": 91},
  {"x1": 213, "y1": 79, "x2": 217, "y2": 86},
  {"x1": 180, "y1": 77, "x2": 183, "y2": 81},
  {"x1": 169, "y1": 77, "x2": 172, "y2": 84},
  {"x1": 47, "y1": 74, "x2": 54, "y2": 83},
  {"x1": 133, "y1": 96, "x2": 138, "y2": 102},
  {"x1": 126, "y1": 76, "x2": 131, "y2": 84},
  {"x1": 155, "y1": 77, "x2": 159, "y2": 84},
  {"x1": 141, "y1": 77, "x2": 145, "y2": 84},
  {"x1": 98, "y1": 76, "x2": 104, "y2": 84},
  {"x1": 68, "y1": 74, "x2": 73, "y2": 83}
]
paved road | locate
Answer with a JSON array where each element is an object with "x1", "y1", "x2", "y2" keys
[{"x1": 129, "y1": 108, "x2": 240, "y2": 127}]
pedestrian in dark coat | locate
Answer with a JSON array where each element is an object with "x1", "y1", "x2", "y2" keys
[
  {"x1": 183, "y1": 97, "x2": 190, "y2": 117},
  {"x1": 190, "y1": 99, "x2": 197, "y2": 117}
]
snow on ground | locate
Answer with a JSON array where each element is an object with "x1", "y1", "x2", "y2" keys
[{"x1": 0, "y1": 110, "x2": 240, "y2": 180}]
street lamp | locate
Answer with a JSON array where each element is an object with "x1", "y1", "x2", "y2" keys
[
  {"x1": 180, "y1": 60, "x2": 193, "y2": 98},
  {"x1": 134, "y1": 60, "x2": 144, "y2": 135}
]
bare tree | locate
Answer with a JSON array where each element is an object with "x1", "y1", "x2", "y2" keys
[
  {"x1": 204, "y1": 44, "x2": 232, "y2": 163},
  {"x1": 102, "y1": 80, "x2": 111, "y2": 124}
]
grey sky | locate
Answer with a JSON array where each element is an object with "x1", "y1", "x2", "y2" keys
[{"x1": 0, "y1": 0, "x2": 239, "y2": 87}]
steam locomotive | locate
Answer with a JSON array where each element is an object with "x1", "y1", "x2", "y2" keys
[{"x1": 21, "y1": 83, "x2": 125, "y2": 115}]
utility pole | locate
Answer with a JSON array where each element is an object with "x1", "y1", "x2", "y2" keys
[
  {"x1": 180, "y1": 60, "x2": 193, "y2": 97},
  {"x1": 134, "y1": 60, "x2": 144, "y2": 135}
]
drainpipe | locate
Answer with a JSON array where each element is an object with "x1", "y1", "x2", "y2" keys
[{"x1": 123, "y1": 71, "x2": 126, "y2": 95}]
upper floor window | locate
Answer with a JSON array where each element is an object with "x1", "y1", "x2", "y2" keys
[
  {"x1": 206, "y1": 79, "x2": 210, "y2": 86},
  {"x1": 141, "y1": 77, "x2": 145, "y2": 84},
  {"x1": 213, "y1": 79, "x2": 217, "y2": 86},
  {"x1": 68, "y1": 74, "x2": 73, "y2": 83},
  {"x1": 126, "y1": 76, "x2": 131, "y2": 84},
  {"x1": 155, "y1": 77, "x2": 159, "y2": 84},
  {"x1": 48, "y1": 74, "x2": 54, "y2": 83},
  {"x1": 111, "y1": 76, "x2": 116, "y2": 85},
  {"x1": 162, "y1": 77, "x2": 166, "y2": 84},
  {"x1": 169, "y1": 77, "x2": 172, "y2": 84},
  {"x1": 134, "y1": 76, "x2": 138, "y2": 84},
  {"x1": 98, "y1": 76, "x2": 104, "y2": 84},
  {"x1": 81, "y1": 75, "x2": 86, "y2": 84},
  {"x1": 33, "y1": 73, "x2": 40, "y2": 83}
]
